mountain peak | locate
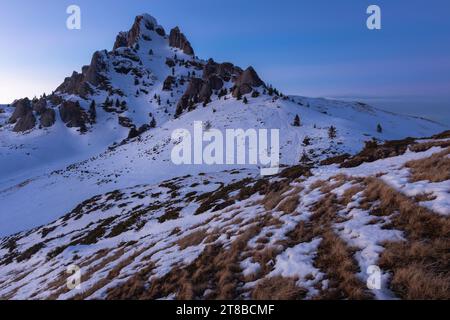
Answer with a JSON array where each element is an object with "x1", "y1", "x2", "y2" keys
[{"x1": 113, "y1": 13, "x2": 166, "y2": 50}]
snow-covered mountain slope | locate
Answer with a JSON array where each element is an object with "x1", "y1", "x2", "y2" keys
[
  {"x1": 0, "y1": 13, "x2": 449, "y2": 296},
  {"x1": 0, "y1": 14, "x2": 446, "y2": 235},
  {"x1": 0, "y1": 135, "x2": 448, "y2": 300},
  {"x1": 0, "y1": 92, "x2": 446, "y2": 237}
]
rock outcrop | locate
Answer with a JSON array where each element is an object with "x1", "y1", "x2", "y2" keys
[
  {"x1": 55, "y1": 51, "x2": 108, "y2": 98},
  {"x1": 113, "y1": 14, "x2": 165, "y2": 50},
  {"x1": 176, "y1": 59, "x2": 248, "y2": 116},
  {"x1": 9, "y1": 99, "x2": 36, "y2": 132},
  {"x1": 32, "y1": 98, "x2": 47, "y2": 114},
  {"x1": 59, "y1": 101, "x2": 86, "y2": 128},
  {"x1": 163, "y1": 76, "x2": 175, "y2": 91},
  {"x1": 169, "y1": 27, "x2": 195, "y2": 56},
  {"x1": 232, "y1": 67, "x2": 265, "y2": 97},
  {"x1": 9, "y1": 98, "x2": 32, "y2": 123},
  {"x1": 13, "y1": 112, "x2": 36, "y2": 132},
  {"x1": 40, "y1": 108, "x2": 56, "y2": 128},
  {"x1": 203, "y1": 59, "x2": 242, "y2": 82}
]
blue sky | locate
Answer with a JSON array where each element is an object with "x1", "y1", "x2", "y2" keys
[{"x1": 1, "y1": 0, "x2": 449, "y2": 124}]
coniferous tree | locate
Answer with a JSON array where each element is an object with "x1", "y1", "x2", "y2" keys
[
  {"x1": 328, "y1": 126, "x2": 337, "y2": 140},
  {"x1": 293, "y1": 115, "x2": 301, "y2": 127},
  {"x1": 150, "y1": 117, "x2": 156, "y2": 128},
  {"x1": 251, "y1": 91, "x2": 260, "y2": 98},
  {"x1": 377, "y1": 123, "x2": 383, "y2": 133},
  {"x1": 302, "y1": 136, "x2": 311, "y2": 146},
  {"x1": 300, "y1": 151, "x2": 311, "y2": 164}
]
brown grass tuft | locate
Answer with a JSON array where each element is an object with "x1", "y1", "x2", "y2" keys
[
  {"x1": 405, "y1": 148, "x2": 450, "y2": 183},
  {"x1": 277, "y1": 195, "x2": 300, "y2": 214},
  {"x1": 252, "y1": 277, "x2": 307, "y2": 300},
  {"x1": 177, "y1": 229, "x2": 208, "y2": 250},
  {"x1": 363, "y1": 178, "x2": 450, "y2": 299}
]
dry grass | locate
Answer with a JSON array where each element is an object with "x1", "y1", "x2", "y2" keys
[
  {"x1": 314, "y1": 230, "x2": 372, "y2": 300},
  {"x1": 262, "y1": 192, "x2": 283, "y2": 210},
  {"x1": 277, "y1": 195, "x2": 300, "y2": 214},
  {"x1": 106, "y1": 221, "x2": 266, "y2": 300},
  {"x1": 341, "y1": 138, "x2": 415, "y2": 168},
  {"x1": 413, "y1": 193, "x2": 437, "y2": 202},
  {"x1": 261, "y1": 180, "x2": 292, "y2": 211},
  {"x1": 177, "y1": 229, "x2": 208, "y2": 250},
  {"x1": 405, "y1": 148, "x2": 450, "y2": 183},
  {"x1": 409, "y1": 140, "x2": 450, "y2": 152},
  {"x1": 363, "y1": 178, "x2": 450, "y2": 299},
  {"x1": 304, "y1": 191, "x2": 373, "y2": 299},
  {"x1": 379, "y1": 241, "x2": 449, "y2": 300},
  {"x1": 252, "y1": 277, "x2": 307, "y2": 300}
]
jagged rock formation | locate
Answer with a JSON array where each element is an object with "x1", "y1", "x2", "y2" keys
[
  {"x1": 59, "y1": 101, "x2": 86, "y2": 129},
  {"x1": 232, "y1": 66, "x2": 265, "y2": 97},
  {"x1": 113, "y1": 14, "x2": 165, "y2": 50},
  {"x1": 169, "y1": 27, "x2": 194, "y2": 55},
  {"x1": 9, "y1": 98, "x2": 36, "y2": 132},
  {"x1": 55, "y1": 51, "x2": 109, "y2": 98},
  {"x1": 5, "y1": 14, "x2": 270, "y2": 132},
  {"x1": 174, "y1": 59, "x2": 261, "y2": 115},
  {"x1": 32, "y1": 98, "x2": 47, "y2": 114},
  {"x1": 203, "y1": 59, "x2": 243, "y2": 82},
  {"x1": 39, "y1": 108, "x2": 56, "y2": 128}
]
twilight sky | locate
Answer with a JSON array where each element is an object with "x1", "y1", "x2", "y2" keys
[{"x1": 1, "y1": 0, "x2": 449, "y2": 124}]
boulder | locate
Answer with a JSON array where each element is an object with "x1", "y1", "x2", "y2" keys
[{"x1": 169, "y1": 27, "x2": 194, "y2": 55}]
